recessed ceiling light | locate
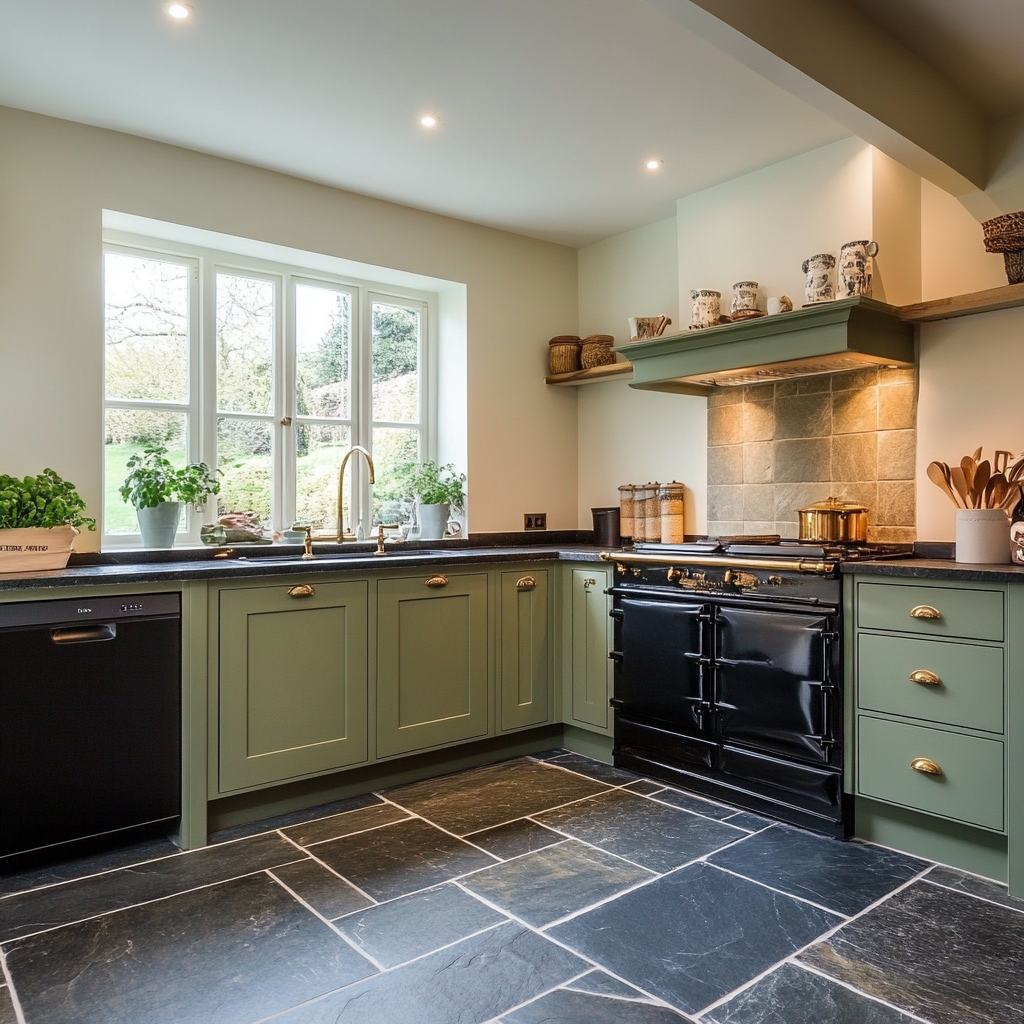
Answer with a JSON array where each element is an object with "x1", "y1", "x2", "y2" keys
[
  {"x1": 420, "y1": 115, "x2": 439, "y2": 128},
  {"x1": 163, "y1": 3, "x2": 193, "y2": 19},
  {"x1": 645, "y1": 159, "x2": 663, "y2": 171}
]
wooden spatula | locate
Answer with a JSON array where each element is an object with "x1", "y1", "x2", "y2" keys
[{"x1": 928, "y1": 462, "x2": 963, "y2": 508}]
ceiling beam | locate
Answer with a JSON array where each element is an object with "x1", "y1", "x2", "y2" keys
[{"x1": 648, "y1": 0, "x2": 988, "y2": 198}]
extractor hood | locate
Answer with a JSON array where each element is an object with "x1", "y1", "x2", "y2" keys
[{"x1": 614, "y1": 296, "x2": 915, "y2": 396}]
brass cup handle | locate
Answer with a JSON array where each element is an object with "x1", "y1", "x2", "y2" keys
[
  {"x1": 583, "y1": 577, "x2": 597, "y2": 589},
  {"x1": 425, "y1": 574, "x2": 449, "y2": 588},
  {"x1": 910, "y1": 670, "x2": 942, "y2": 686},
  {"x1": 516, "y1": 576, "x2": 537, "y2": 590},
  {"x1": 287, "y1": 584, "x2": 316, "y2": 598},
  {"x1": 911, "y1": 757, "x2": 943, "y2": 776},
  {"x1": 910, "y1": 605, "x2": 942, "y2": 620}
]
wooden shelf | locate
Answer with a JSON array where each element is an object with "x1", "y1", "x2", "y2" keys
[
  {"x1": 545, "y1": 360, "x2": 633, "y2": 386},
  {"x1": 898, "y1": 283, "x2": 1024, "y2": 322}
]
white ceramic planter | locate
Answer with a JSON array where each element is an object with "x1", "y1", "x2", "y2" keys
[
  {"x1": 955, "y1": 508, "x2": 1011, "y2": 564},
  {"x1": 416, "y1": 502, "x2": 450, "y2": 541},
  {"x1": 137, "y1": 502, "x2": 183, "y2": 549}
]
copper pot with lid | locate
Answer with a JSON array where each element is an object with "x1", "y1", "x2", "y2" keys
[{"x1": 797, "y1": 497, "x2": 868, "y2": 543}]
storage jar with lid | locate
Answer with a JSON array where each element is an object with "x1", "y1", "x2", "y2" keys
[
  {"x1": 659, "y1": 482, "x2": 685, "y2": 544},
  {"x1": 644, "y1": 482, "x2": 661, "y2": 543},
  {"x1": 618, "y1": 484, "x2": 635, "y2": 543}
]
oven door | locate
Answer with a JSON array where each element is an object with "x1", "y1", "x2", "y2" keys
[
  {"x1": 714, "y1": 604, "x2": 840, "y2": 766},
  {"x1": 617, "y1": 595, "x2": 708, "y2": 735}
]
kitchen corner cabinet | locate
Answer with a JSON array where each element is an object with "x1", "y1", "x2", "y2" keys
[
  {"x1": 217, "y1": 579, "x2": 369, "y2": 793},
  {"x1": 570, "y1": 566, "x2": 613, "y2": 732},
  {"x1": 498, "y1": 569, "x2": 550, "y2": 731},
  {"x1": 851, "y1": 578, "x2": 1008, "y2": 835},
  {"x1": 377, "y1": 572, "x2": 489, "y2": 757}
]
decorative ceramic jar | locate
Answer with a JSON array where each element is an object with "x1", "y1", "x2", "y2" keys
[
  {"x1": 690, "y1": 290, "x2": 721, "y2": 330},
  {"x1": 801, "y1": 254, "x2": 836, "y2": 306},
  {"x1": 628, "y1": 316, "x2": 672, "y2": 341},
  {"x1": 730, "y1": 281, "x2": 759, "y2": 314},
  {"x1": 838, "y1": 240, "x2": 879, "y2": 298},
  {"x1": 955, "y1": 509, "x2": 1010, "y2": 564}
]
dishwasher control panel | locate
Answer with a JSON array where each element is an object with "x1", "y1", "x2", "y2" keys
[{"x1": 0, "y1": 592, "x2": 180, "y2": 628}]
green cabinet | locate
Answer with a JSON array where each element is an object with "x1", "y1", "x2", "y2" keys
[
  {"x1": 377, "y1": 572, "x2": 489, "y2": 757},
  {"x1": 499, "y1": 569, "x2": 551, "y2": 732},
  {"x1": 570, "y1": 566, "x2": 613, "y2": 731},
  {"x1": 218, "y1": 579, "x2": 369, "y2": 793}
]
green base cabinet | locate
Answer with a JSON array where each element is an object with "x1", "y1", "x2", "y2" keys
[
  {"x1": 570, "y1": 567, "x2": 613, "y2": 732},
  {"x1": 377, "y1": 572, "x2": 489, "y2": 757},
  {"x1": 218, "y1": 580, "x2": 369, "y2": 793},
  {"x1": 499, "y1": 569, "x2": 551, "y2": 731}
]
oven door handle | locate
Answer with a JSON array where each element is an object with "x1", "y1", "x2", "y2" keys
[{"x1": 816, "y1": 630, "x2": 841, "y2": 762}]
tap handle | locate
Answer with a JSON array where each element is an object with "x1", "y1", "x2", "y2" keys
[{"x1": 302, "y1": 526, "x2": 314, "y2": 560}]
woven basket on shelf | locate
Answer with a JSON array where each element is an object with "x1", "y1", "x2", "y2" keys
[
  {"x1": 580, "y1": 334, "x2": 616, "y2": 369},
  {"x1": 548, "y1": 335, "x2": 582, "y2": 375},
  {"x1": 982, "y1": 211, "x2": 1024, "y2": 284}
]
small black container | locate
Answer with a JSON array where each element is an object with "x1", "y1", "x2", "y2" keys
[{"x1": 592, "y1": 507, "x2": 620, "y2": 548}]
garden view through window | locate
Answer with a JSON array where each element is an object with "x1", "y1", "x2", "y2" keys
[{"x1": 103, "y1": 244, "x2": 429, "y2": 542}]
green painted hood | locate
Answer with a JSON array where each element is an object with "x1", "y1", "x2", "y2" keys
[{"x1": 613, "y1": 297, "x2": 915, "y2": 396}]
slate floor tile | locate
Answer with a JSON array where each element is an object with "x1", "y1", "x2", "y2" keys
[
  {"x1": 462, "y1": 839, "x2": 653, "y2": 926},
  {"x1": 501, "y1": 987, "x2": 694, "y2": 1023},
  {"x1": 721, "y1": 811, "x2": 775, "y2": 832},
  {"x1": 3, "y1": 872, "x2": 376, "y2": 1024},
  {"x1": 0, "y1": 986, "x2": 16, "y2": 1024},
  {"x1": 925, "y1": 865, "x2": 1024, "y2": 914},
  {"x1": 622, "y1": 779, "x2": 666, "y2": 796},
  {"x1": 0, "y1": 832, "x2": 306, "y2": 943},
  {"x1": 548, "y1": 862, "x2": 841, "y2": 1015},
  {"x1": 799, "y1": 879, "x2": 1024, "y2": 1024},
  {"x1": 650, "y1": 787, "x2": 741, "y2": 821},
  {"x1": 271, "y1": 921, "x2": 587, "y2": 1024},
  {"x1": 281, "y1": 802, "x2": 411, "y2": 848},
  {"x1": 702, "y1": 961, "x2": 917, "y2": 1024},
  {"x1": 270, "y1": 859, "x2": 374, "y2": 920},
  {"x1": 535, "y1": 789, "x2": 746, "y2": 873},
  {"x1": 708, "y1": 825, "x2": 928, "y2": 916},
  {"x1": 547, "y1": 753, "x2": 641, "y2": 785},
  {"x1": 334, "y1": 882, "x2": 507, "y2": 966},
  {"x1": 529, "y1": 748, "x2": 571, "y2": 760},
  {"x1": 310, "y1": 817, "x2": 497, "y2": 901},
  {"x1": 0, "y1": 835, "x2": 182, "y2": 897},
  {"x1": 465, "y1": 818, "x2": 567, "y2": 860},
  {"x1": 210, "y1": 792, "x2": 382, "y2": 844},
  {"x1": 385, "y1": 758, "x2": 610, "y2": 835},
  {"x1": 567, "y1": 969, "x2": 654, "y2": 1000}
]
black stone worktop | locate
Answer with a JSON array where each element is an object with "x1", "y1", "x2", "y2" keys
[
  {"x1": 841, "y1": 558, "x2": 1024, "y2": 583},
  {"x1": 0, "y1": 535, "x2": 614, "y2": 593}
]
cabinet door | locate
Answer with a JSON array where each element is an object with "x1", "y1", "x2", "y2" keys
[
  {"x1": 571, "y1": 567, "x2": 612, "y2": 730},
  {"x1": 219, "y1": 580, "x2": 368, "y2": 793},
  {"x1": 499, "y1": 569, "x2": 550, "y2": 731},
  {"x1": 377, "y1": 573, "x2": 489, "y2": 757}
]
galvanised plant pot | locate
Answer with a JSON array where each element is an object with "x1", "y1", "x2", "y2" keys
[{"x1": 137, "y1": 502, "x2": 182, "y2": 549}]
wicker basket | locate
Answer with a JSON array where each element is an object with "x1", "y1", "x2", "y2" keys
[
  {"x1": 580, "y1": 335, "x2": 616, "y2": 369},
  {"x1": 548, "y1": 335, "x2": 581, "y2": 375},
  {"x1": 982, "y1": 211, "x2": 1024, "y2": 284}
]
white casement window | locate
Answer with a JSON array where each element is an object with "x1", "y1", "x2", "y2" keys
[{"x1": 102, "y1": 240, "x2": 431, "y2": 546}]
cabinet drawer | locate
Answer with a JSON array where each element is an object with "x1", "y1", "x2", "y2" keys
[
  {"x1": 857, "y1": 582, "x2": 1003, "y2": 641},
  {"x1": 858, "y1": 633, "x2": 1004, "y2": 733},
  {"x1": 857, "y1": 716, "x2": 1004, "y2": 831}
]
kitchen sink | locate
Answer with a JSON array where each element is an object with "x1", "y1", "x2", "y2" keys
[{"x1": 239, "y1": 549, "x2": 453, "y2": 566}]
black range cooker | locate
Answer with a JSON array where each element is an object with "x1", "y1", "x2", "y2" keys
[{"x1": 604, "y1": 539, "x2": 911, "y2": 839}]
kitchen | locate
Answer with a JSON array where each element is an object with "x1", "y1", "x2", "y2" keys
[{"x1": 2, "y1": 3, "x2": 1024, "y2": 1022}]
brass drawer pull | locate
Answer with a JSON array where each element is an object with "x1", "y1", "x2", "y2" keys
[
  {"x1": 910, "y1": 757, "x2": 943, "y2": 776},
  {"x1": 910, "y1": 670, "x2": 942, "y2": 686},
  {"x1": 287, "y1": 584, "x2": 315, "y2": 598},
  {"x1": 425, "y1": 574, "x2": 449, "y2": 588},
  {"x1": 583, "y1": 577, "x2": 597, "y2": 589},
  {"x1": 910, "y1": 605, "x2": 942, "y2": 620},
  {"x1": 516, "y1": 575, "x2": 537, "y2": 590}
]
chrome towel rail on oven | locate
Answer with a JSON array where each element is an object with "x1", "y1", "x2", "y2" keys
[{"x1": 600, "y1": 551, "x2": 836, "y2": 575}]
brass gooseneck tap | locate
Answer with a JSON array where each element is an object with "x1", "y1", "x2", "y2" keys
[{"x1": 336, "y1": 445, "x2": 375, "y2": 542}]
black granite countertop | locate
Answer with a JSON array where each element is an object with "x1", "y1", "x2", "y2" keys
[
  {"x1": 0, "y1": 535, "x2": 614, "y2": 592},
  {"x1": 841, "y1": 558, "x2": 1024, "y2": 582}
]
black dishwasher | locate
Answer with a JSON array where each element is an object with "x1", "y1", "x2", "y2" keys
[{"x1": 0, "y1": 593, "x2": 181, "y2": 866}]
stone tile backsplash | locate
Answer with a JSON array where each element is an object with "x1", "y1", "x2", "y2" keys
[{"x1": 706, "y1": 368, "x2": 917, "y2": 542}]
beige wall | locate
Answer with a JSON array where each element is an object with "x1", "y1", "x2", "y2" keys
[
  {"x1": 0, "y1": 106, "x2": 579, "y2": 548},
  {"x1": 577, "y1": 217, "x2": 707, "y2": 533}
]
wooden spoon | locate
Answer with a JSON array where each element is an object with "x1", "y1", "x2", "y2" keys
[
  {"x1": 927, "y1": 462, "x2": 963, "y2": 508},
  {"x1": 987, "y1": 473, "x2": 1008, "y2": 510},
  {"x1": 973, "y1": 460, "x2": 991, "y2": 508},
  {"x1": 950, "y1": 465, "x2": 971, "y2": 508},
  {"x1": 972, "y1": 447, "x2": 983, "y2": 462},
  {"x1": 961, "y1": 457, "x2": 977, "y2": 503}
]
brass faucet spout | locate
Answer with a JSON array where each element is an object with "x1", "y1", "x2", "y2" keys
[{"x1": 337, "y1": 445, "x2": 376, "y2": 541}]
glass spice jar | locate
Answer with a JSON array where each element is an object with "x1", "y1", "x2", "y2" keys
[
  {"x1": 659, "y1": 482, "x2": 685, "y2": 544},
  {"x1": 618, "y1": 484, "x2": 635, "y2": 543},
  {"x1": 645, "y1": 482, "x2": 661, "y2": 543}
]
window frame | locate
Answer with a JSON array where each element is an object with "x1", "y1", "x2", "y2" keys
[{"x1": 102, "y1": 233, "x2": 435, "y2": 547}]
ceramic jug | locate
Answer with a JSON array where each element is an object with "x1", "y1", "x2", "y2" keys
[
  {"x1": 730, "y1": 281, "x2": 759, "y2": 314},
  {"x1": 838, "y1": 240, "x2": 879, "y2": 298},
  {"x1": 801, "y1": 254, "x2": 836, "y2": 306},
  {"x1": 690, "y1": 290, "x2": 721, "y2": 329}
]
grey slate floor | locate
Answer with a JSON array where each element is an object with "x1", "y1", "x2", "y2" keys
[{"x1": 1, "y1": 750, "x2": 1022, "y2": 1023}]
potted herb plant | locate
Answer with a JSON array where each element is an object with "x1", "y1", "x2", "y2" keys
[
  {"x1": 0, "y1": 469, "x2": 96, "y2": 571},
  {"x1": 397, "y1": 460, "x2": 466, "y2": 540},
  {"x1": 120, "y1": 446, "x2": 221, "y2": 548}
]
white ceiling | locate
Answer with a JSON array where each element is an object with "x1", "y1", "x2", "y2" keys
[{"x1": 0, "y1": 0, "x2": 850, "y2": 247}]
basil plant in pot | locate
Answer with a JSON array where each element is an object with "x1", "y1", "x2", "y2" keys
[
  {"x1": 0, "y1": 469, "x2": 96, "y2": 571},
  {"x1": 120, "y1": 446, "x2": 220, "y2": 549},
  {"x1": 398, "y1": 460, "x2": 466, "y2": 541}
]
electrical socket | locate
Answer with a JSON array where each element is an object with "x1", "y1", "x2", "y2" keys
[{"x1": 524, "y1": 513, "x2": 547, "y2": 531}]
